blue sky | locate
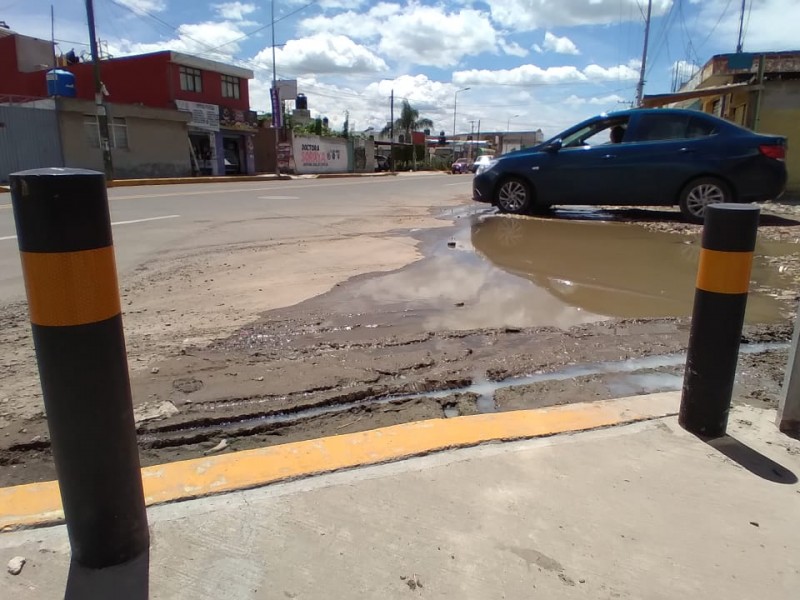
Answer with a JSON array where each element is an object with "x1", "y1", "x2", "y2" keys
[{"x1": 4, "y1": 1, "x2": 795, "y2": 135}]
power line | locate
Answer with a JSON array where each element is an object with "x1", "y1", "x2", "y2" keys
[
  {"x1": 696, "y1": 0, "x2": 735, "y2": 52},
  {"x1": 204, "y1": 0, "x2": 318, "y2": 52}
]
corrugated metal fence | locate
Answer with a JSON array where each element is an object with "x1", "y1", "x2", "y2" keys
[{"x1": 0, "y1": 105, "x2": 63, "y2": 182}]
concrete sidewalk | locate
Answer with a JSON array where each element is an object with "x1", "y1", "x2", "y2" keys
[{"x1": 2, "y1": 395, "x2": 799, "y2": 599}]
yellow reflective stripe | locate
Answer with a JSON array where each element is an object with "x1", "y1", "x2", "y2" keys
[
  {"x1": 696, "y1": 248, "x2": 753, "y2": 295},
  {"x1": 21, "y1": 247, "x2": 121, "y2": 326}
]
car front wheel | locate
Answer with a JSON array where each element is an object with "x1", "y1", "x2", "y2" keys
[
  {"x1": 496, "y1": 177, "x2": 533, "y2": 214},
  {"x1": 679, "y1": 177, "x2": 731, "y2": 224}
]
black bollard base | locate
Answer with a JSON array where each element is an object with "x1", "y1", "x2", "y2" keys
[{"x1": 680, "y1": 203, "x2": 760, "y2": 438}]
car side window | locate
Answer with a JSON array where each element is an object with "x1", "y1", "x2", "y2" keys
[
  {"x1": 686, "y1": 116, "x2": 718, "y2": 138},
  {"x1": 633, "y1": 114, "x2": 690, "y2": 142}
]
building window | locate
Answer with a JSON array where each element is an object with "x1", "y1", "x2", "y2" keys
[
  {"x1": 84, "y1": 115, "x2": 101, "y2": 148},
  {"x1": 112, "y1": 117, "x2": 129, "y2": 149},
  {"x1": 83, "y1": 115, "x2": 129, "y2": 149},
  {"x1": 180, "y1": 66, "x2": 203, "y2": 92},
  {"x1": 221, "y1": 74, "x2": 240, "y2": 99}
]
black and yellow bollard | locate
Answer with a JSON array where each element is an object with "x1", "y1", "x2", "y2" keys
[
  {"x1": 680, "y1": 203, "x2": 760, "y2": 438},
  {"x1": 10, "y1": 168, "x2": 149, "y2": 568}
]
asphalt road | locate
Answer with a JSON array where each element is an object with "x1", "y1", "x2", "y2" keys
[{"x1": 0, "y1": 173, "x2": 472, "y2": 304}]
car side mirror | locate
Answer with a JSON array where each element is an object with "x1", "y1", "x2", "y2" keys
[{"x1": 543, "y1": 139, "x2": 562, "y2": 153}]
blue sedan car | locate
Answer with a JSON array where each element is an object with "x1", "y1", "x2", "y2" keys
[{"x1": 473, "y1": 108, "x2": 787, "y2": 223}]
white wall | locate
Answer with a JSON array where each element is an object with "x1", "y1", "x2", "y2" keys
[{"x1": 292, "y1": 135, "x2": 348, "y2": 174}]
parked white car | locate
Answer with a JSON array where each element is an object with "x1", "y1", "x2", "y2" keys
[{"x1": 473, "y1": 154, "x2": 495, "y2": 175}]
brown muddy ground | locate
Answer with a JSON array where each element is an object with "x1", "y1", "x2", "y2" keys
[{"x1": 2, "y1": 200, "x2": 799, "y2": 486}]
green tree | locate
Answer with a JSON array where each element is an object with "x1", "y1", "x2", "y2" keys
[
  {"x1": 381, "y1": 100, "x2": 434, "y2": 169},
  {"x1": 381, "y1": 100, "x2": 434, "y2": 142}
]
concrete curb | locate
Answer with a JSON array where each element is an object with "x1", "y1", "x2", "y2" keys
[
  {"x1": 0, "y1": 172, "x2": 400, "y2": 193},
  {"x1": 0, "y1": 392, "x2": 679, "y2": 532},
  {"x1": 315, "y1": 172, "x2": 397, "y2": 179},
  {"x1": 106, "y1": 175, "x2": 292, "y2": 188}
]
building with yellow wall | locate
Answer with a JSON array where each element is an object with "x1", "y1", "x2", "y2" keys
[{"x1": 644, "y1": 51, "x2": 800, "y2": 195}]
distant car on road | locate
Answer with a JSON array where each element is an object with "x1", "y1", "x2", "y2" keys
[
  {"x1": 473, "y1": 154, "x2": 495, "y2": 174},
  {"x1": 451, "y1": 158, "x2": 471, "y2": 174},
  {"x1": 472, "y1": 108, "x2": 787, "y2": 222}
]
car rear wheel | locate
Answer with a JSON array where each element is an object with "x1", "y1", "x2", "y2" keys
[
  {"x1": 496, "y1": 177, "x2": 533, "y2": 214},
  {"x1": 679, "y1": 177, "x2": 731, "y2": 224}
]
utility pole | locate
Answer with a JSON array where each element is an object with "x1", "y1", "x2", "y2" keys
[
  {"x1": 635, "y1": 0, "x2": 652, "y2": 108},
  {"x1": 469, "y1": 120, "x2": 475, "y2": 162},
  {"x1": 736, "y1": 0, "x2": 747, "y2": 53},
  {"x1": 85, "y1": 0, "x2": 113, "y2": 179},
  {"x1": 389, "y1": 89, "x2": 394, "y2": 173},
  {"x1": 271, "y1": 1, "x2": 280, "y2": 176}
]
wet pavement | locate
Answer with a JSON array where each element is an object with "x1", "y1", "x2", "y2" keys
[{"x1": 3, "y1": 205, "x2": 799, "y2": 485}]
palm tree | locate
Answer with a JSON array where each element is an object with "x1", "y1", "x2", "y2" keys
[
  {"x1": 381, "y1": 100, "x2": 434, "y2": 168},
  {"x1": 382, "y1": 99, "x2": 434, "y2": 140}
]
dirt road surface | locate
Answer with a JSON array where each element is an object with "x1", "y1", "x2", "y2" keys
[{"x1": 1, "y1": 176, "x2": 799, "y2": 485}]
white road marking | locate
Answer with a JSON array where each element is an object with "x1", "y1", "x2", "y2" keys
[
  {"x1": 110, "y1": 214, "x2": 180, "y2": 226},
  {"x1": 0, "y1": 214, "x2": 180, "y2": 242},
  {"x1": 444, "y1": 181, "x2": 472, "y2": 186}
]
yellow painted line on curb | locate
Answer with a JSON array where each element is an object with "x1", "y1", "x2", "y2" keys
[{"x1": 0, "y1": 392, "x2": 679, "y2": 532}]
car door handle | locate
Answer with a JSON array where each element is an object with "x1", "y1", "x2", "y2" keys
[
  {"x1": 678, "y1": 147, "x2": 695, "y2": 153},
  {"x1": 602, "y1": 154, "x2": 616, "y2": 160}
]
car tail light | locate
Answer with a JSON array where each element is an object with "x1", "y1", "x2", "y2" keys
[{"x1": 759, "y1": 144, "x2": 786, "y2": 160}]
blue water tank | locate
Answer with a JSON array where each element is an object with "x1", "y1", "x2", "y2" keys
[{"x1": 46, "y1": 70, "x2": 76, "y2": 97}]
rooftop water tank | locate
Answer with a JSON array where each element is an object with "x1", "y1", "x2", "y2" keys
[
  {"x1": 46, "y1": 69, "x2": 76, "y2": 97},
  {"x1": 295, "y1": 93, "x2": 308, "y2": 110}
]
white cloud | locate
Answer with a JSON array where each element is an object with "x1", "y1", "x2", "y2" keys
[
  {"x1": 378, "y1": 7, "x2": 498, "y2": 66},
  {"x1": 364, "y1": 74, "x2": 457, "y2": 114},
  {"x1": 565, "y1": 93, "x2": 627, "y2": 106},
  {"x1": 300, "y1": 3, "x2": 499, "y2": 66},
  {"x1": 453, "y1": 60, "x2": 640, "y2": 86},
  {"x1": 541, "y1": 31, "x2": 580, "y2": 55},
  {"x1": 695, "y1": 0, "x2": 799, "y2": 52},
  {"x1": 253, "y1": 33, "x2": 388, "y2": 75},
  {"x1": 486, "y1": 0, "x2": 673, "y2": 31},
  {"x1": 584, "y1": 60, "x2": 640, "y2": 81},
  {"x1": 286, "y1": 0, "x2": 367, "y2": 8},
  {"x1": 298, "y1": 4, "x2": 393, "y2": 40},
  {"x1": 499, "y1": 39, "x2": 528, "y2": 57},
  {"x1": 118, "y1": 0, "x2": 167, "y2": 13},
  {"x1": 213, "y1": 2, "x2": 257, "y2": 21},
  {"x1": 116, "y1": 21, "x2": 247, "y2": 61}
]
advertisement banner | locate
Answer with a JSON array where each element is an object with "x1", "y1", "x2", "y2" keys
[
  {"x1": 175, "y1": 99, "x2": 220, "y2": 132},
  {"x1": 219, "y1": 106, "x2": 258, "y2": 130},
  {"x1": 271, "y1": 87, "x2": 282, "y2": 128},
  {"x1": 292, "y1": 136, "x2": 349, "y2": 174},
  {"x1": 277, "y1": 142, "x2": 292, "y2": 171}
]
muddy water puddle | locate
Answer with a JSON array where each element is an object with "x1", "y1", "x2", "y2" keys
[
  {"x1": 320, "y1": 213, "x2": 796, "y2": 330},
  {"x1": 471, "y1": 215, "x2": 797, "y2": 324}
]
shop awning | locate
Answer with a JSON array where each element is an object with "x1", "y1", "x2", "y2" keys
[{"x1": 642, "y1": 82, "x2": 760, "y2": 107}]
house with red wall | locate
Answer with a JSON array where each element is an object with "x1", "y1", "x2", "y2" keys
[{"x1": 1, "y1": 29, "x2": 258, "y2": 176}]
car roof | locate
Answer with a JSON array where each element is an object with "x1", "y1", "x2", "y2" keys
[{"x1": 601, "y1": 107, "x2": 722, "y2": 120}]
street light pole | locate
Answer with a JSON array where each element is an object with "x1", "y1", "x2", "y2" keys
[
  {"x1": 507, "y1": 114, "x2": 520, "y2": 133},
  {"x1": 452, "y1": 87, "x2": 470, "y2": 138}
]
